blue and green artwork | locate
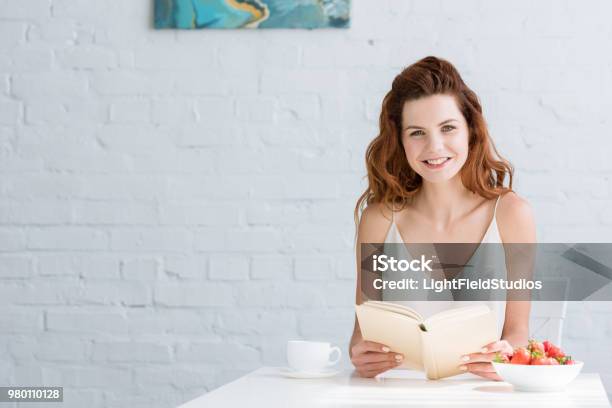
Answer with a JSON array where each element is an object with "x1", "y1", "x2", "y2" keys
[{"x1": 154, "y1": 0, "x2": 351, "y2": 29}]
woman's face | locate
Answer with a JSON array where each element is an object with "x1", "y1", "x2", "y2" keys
[{"x1": 400, "y1": 94, "x2": 470, "y2": 184}]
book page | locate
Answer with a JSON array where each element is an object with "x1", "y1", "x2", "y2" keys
[
  {"x1": 359, "y1": 300, "x2": 423, "y2": 321},
  {"x1": 355, "y1": 303, "x2": 424, "y2": 370},
  {"x1": 421, "y1": 308, "x2": 498, "y2": 379}
]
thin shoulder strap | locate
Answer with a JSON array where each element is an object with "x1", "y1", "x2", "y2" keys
[{"x1": 493, "y1": 194, "x2": 502, "y2": 216}]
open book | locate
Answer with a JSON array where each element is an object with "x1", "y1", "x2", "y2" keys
[{"x1": 355, "y1": 301, "x2": 498, "y2": 380}]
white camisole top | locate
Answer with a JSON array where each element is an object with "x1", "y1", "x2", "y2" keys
[{"x1": 382, "y1": 195, "x2": 507, "y2": 336}]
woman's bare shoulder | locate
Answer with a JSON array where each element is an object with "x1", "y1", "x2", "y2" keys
[
  {"x1": 496, "y1": 191, "x2": 536, "y2": 243},
  {"x1": 358, "y1": 202, "x2": 394, "y2": 243}
]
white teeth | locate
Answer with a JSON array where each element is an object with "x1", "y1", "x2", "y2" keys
[{"x1": 425, "y1": 157, "x2": 449, "y2": 165}]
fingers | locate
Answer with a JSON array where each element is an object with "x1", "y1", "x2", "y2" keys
[
  {"x1": 461, "y1": 340, "x2": 513, "y2": 364},
  {"x1": 351, "y1": 340, "x2": 404, "y2": 378},
  {"x1": 352, "y1": 340, "x2": 391, "y2": 355},
  {"x1": 461, "y1": 351, "x2": 498, "y2": 364},
  {"x1": 352, "y1": 350, "x2": 403, "y2": 366},
  {"x1": 363, "y1": 360, "x2": 402, "y2": 372},
  {"x1": 462, "y1": 362, "x2": 496, "y2": 373},
  {"x1": 481, "y1": 340, "x2": 513, "y2": 354},
  {"x1": 357, "y1": 359, "x2": 402, "y2": 377},
  {"x1": 460, "y1": 342, "x2": 511, "y2": 380}
]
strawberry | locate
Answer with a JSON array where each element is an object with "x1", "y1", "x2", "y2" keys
[
  {"x1": 547, "y1": 357, "x2": 559, "y2": 365},
  {"x1": 509, "y1": 347, "x2": 531, "y2": 365},
  {"x1": 530, "y1": 356, "x2": 548, "y2": 365},
  {"x1": 543, "y1": 340, "x2": 552, "y2": 353},
  {"x1": 493, "y1": 352, "x2": 510, "y2": 363},
  {"x1": 547, "y1": 344, "x2": 565, "y2": 360},
  {"x1": 531, "y1": 356, "x2": 559, "y2": 365},
  {"x1": 557, "y1": 355, "x2": 575, "y2": 365},
  {"x1": 527, "y1": 339, "x2": 545, "y2": 356}
]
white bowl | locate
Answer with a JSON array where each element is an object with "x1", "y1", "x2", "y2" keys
[{"x1": 492, "y1": 361, "x2": 584, "y2": 392}]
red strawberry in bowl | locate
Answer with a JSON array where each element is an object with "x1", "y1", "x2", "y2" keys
[
  {"x1": 493, "y1": 353, "x2": 510, "y2": 363},
  {"x1": 531, "y1": 356, "x2": 560, "y2": 365},
  {"x1": 547, "y1": 344, "x2": 565, "y2": 360},
  {"x1": 509, "y1": 347, "x2": 531, "y2": 365},
  {"x1": 556, "y1": 355, "x2": 575, "y2": 365},
  {"x1": 527, "y1": 339, "x2": 545, "y2": 357},
  {"x1": 491, "y1": 338, "x2": 583, "y2": 391}
]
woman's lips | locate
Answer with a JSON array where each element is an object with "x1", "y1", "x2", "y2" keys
[{"x1": 421, "y1": 157, "x2": 452, "y2": 170}]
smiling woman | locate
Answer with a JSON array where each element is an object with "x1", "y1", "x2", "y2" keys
[
  {"x1": 355, "y1": 56, "x2": 514, "y2": 214},
  {"x1": 349, "y1": 56, "x2": 536, "y2": 381}
]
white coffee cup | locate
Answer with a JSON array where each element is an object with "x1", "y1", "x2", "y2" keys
[{"x1": 287, "y1": 340, "x2": 342, "y2": 372}]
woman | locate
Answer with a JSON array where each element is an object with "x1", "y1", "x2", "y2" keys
[{"x1": 349, "y1": 56, "x2": 536, "y2": 380}]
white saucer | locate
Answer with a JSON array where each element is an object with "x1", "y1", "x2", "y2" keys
[{"x1": 280, "y1": 367, "x2": 340, "y2": 379}]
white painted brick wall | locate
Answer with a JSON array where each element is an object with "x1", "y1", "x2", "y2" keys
[{"x1": 1, "y1": 0, "x2": 611, "y2": 406}]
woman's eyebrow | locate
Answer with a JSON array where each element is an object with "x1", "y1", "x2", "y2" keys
[{"x1": 403, "y1": 118, "x2": 459, "y2": 130}]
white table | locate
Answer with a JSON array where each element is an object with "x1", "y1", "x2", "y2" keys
[{"x1": 179, "y1": 366, "x2": 611, "y2": 407}]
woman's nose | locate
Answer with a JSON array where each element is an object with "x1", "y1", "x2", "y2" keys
[{"x1": 426, "y1": 132, "x2": 445, "y2": 151}]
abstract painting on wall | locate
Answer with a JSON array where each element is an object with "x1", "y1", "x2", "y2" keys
[{"x1": 154, "y1": 0, "x2": 351, "y2": 29}]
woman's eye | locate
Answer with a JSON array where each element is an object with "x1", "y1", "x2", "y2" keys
[
  {"x1": 410, "y1": 130, "x2": 424, "y2": 137},
  {"x1": 442, "y1": 125, "x2": 456, "y2": 132}
]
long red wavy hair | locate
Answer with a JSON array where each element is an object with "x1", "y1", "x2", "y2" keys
[{"x1": 355, "y1": 56, "x2": 513, "y2": 227}]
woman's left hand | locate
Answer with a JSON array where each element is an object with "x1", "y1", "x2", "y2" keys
[{"x1": 459, "y1": 340, "x2": 514, "y2": 381}]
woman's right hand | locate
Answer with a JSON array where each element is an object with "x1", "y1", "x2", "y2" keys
[{"x1": 350, "y1": 340, "x2": 404, "y2": 378}]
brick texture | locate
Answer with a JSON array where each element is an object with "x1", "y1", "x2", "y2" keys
[{"x1": 1, "y1": 0, "x2": 612, "y2": 406}]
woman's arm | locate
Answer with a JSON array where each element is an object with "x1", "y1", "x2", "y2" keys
[
  {"x1": 349, "y1": 318, "x2": 363, "y2": 359},
  {"x1": 462, "y1": 192, "x2": 536, "y2": 380},
  {"x1": 498, "y1": 192, "x2": 536, "y2": 347},
  {"x1": 349, "y1": 203, "x2": 405, "y2": 376},
  {"x1": 350, "y1": 203, "x2": 390, "y2": 336}
]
